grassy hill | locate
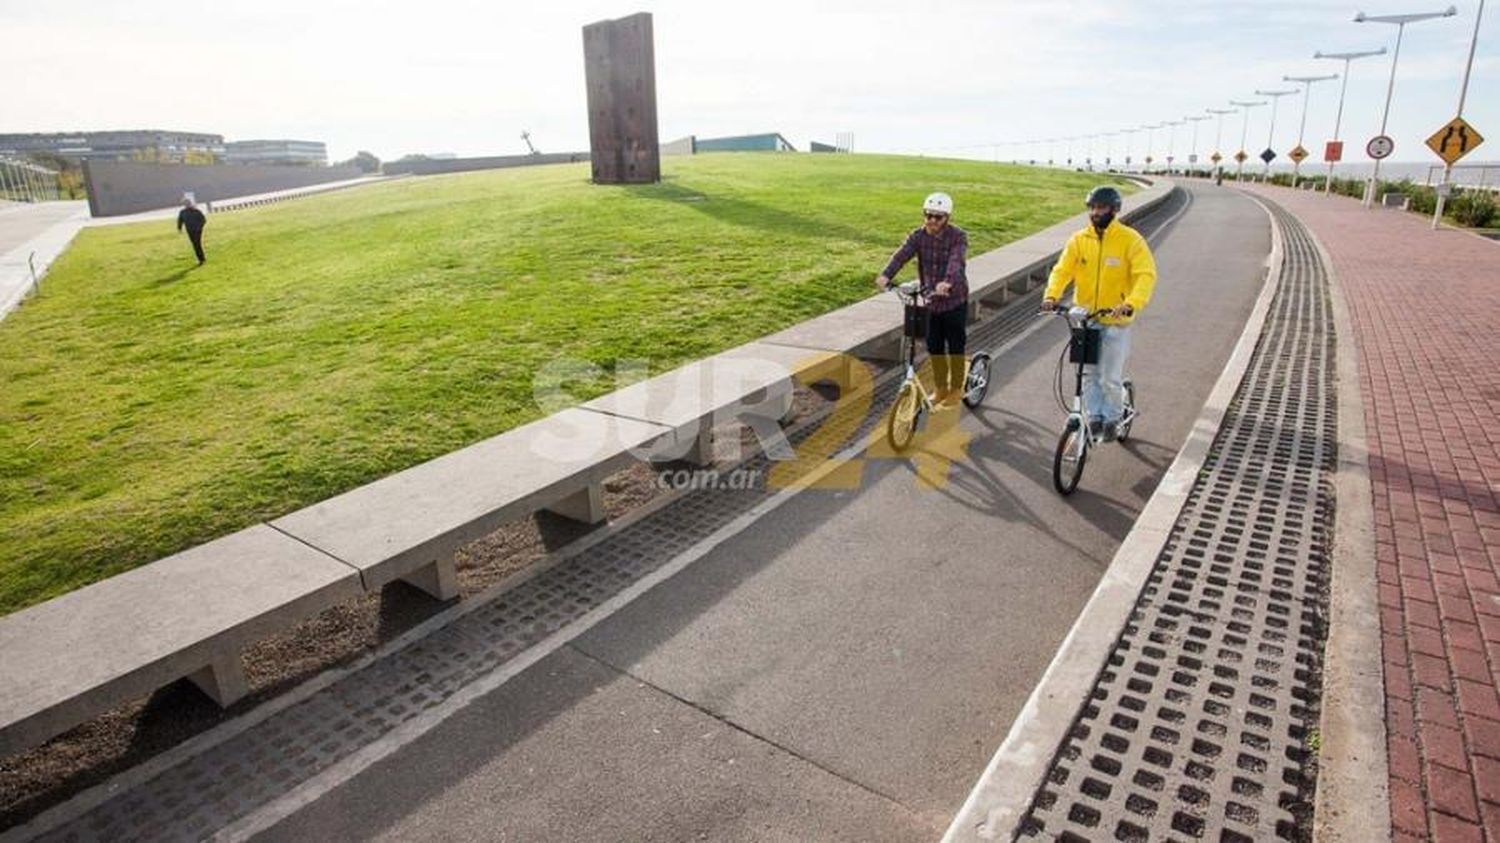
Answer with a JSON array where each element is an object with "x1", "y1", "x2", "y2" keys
[{"x1": 0, "y1": 153, "x2": 1131, "y2": 614}]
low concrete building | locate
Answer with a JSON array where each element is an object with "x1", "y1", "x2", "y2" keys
[
  {"x1": 0, "y1": 130, "x2": 224, "y2": 162},
  {"x1": 223, "y1": 139, "x2": 328, "y2": 166},
  {"x1": 660, "y1": 135, "x2": 696, "y2": 156},
  {"x1": 694, "y1": 133, "x2": 796, "y2": 153}
]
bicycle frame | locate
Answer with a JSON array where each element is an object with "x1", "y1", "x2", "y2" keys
[
  {"x1": 1055, "y1": 307, "x2": 1125, "y2": 452},
  {"x1": 883, "y1": 280, "x2": 991, "y2": 451},
  {"x1": 893, "y1": 282, "x2": 935, "y2": 420}
]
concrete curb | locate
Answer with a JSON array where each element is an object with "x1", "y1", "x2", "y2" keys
[
  {"x1": 941, "y1": 187, "x2": 1284, "y2": 841},
  {"x1": 1299, "y1": 211, "x2": 1391, "y2": 843}
]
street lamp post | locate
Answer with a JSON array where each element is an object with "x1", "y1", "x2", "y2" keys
[
  {"x1": 1162, "y1": 120, "x2": 1183, "y2": 174},
  {"x1": 1207, "y1": 107, "x2": 1235, "y2": 177},
  {"x1": 1313, "y1": 48, "x2": 1387, "y2": 194},
  {"x1": 1255, "y1": 88, "x2": 1299, "y2": 180},
  {"x1": 1433, "y1": 0, "x2": 1486, "y2": 227},
  {"x1": 1185, "y1": 115, "x2": 1211, "y2": 175},
  {"x1": 1142, "y1": 124, "x2": 1160, "y2": 172},
  {"x1": 1230, "y1": 100, "x2": 1267, "y2": 180},
  {"x1": 1354, "y1": 5, "x2": 1459, "y2": 207},
  {"x1": 1283, "y1": 73, "x2": 1339, "y2": 187}
]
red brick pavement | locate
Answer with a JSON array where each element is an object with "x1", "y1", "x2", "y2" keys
[{"x1": 1241, "y1": 183, "x2": 1500, "y2": 842}]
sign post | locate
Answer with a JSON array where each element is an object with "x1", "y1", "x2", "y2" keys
[{"x1": 1431, "y1": 0, "x2": 1488, "y2": 228}]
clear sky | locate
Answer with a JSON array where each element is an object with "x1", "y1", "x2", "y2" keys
[{"x1": 5, "y1": 0, "x2": 1496, "y2": 167}]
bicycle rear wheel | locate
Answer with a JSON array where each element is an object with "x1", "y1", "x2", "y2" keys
[
  {"x1": 888, "y1": 382, "x2": 921, "y2": 452},
  {"x1": 1052, "y1": 423, "x2": 1088, "y2": 495},
  {"x1": 1116, "y1": 380, "x2": 1136, "y2": 442},
  {"x1": 962, "y1": 353, "x2": 991, "y2": 409}
]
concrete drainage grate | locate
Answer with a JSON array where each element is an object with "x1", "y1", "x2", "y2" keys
[{"x1": 1018, "y1": 198, "x2": 1335, "y2": 842}]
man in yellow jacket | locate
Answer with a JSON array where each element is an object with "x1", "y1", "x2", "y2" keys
[{"x1": 1041, "y1": 185, "x2": 1157, "y2": 440}]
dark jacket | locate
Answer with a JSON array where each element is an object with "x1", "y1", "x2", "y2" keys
[{"x1": 177, "y1": 207, "x2": 206, "y2": 232}]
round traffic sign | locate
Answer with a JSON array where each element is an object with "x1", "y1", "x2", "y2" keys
[{"x1": 1366, "y1": 135, "x2": 1394, "y2": 160}]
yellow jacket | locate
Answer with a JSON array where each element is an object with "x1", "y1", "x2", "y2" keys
[{"x1": 1044, "y1": 219, "x2": 1157, "y2": 326}]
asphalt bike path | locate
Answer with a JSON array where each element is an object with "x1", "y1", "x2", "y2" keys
[{"x1": 253, "y1": 182, "x2": 1272, "y2": 841}]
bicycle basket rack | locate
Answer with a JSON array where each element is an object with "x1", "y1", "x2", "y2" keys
[
  {"x1": 1069, "y1": 326, "x2": 1102, "y2": 365},
  {"x1": 904, "y1": 303, "x2": 930, "y2": 339}
]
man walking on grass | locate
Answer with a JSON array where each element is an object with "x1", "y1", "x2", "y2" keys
[{"x1": 176, "y1": 195, "x2": 207, "y2": 265}]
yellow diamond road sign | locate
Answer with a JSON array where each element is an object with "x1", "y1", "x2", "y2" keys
[
  {"x1": 1211, "y1": 152, "x2": 1223, "y2": 163},
  {"x1": 1234, "y1": 150, "x2": 1248, "y2": 163},
  {"x1": 1289, "y1": 145, "x2": 1309, "y2": 164},
  {"x1": 1427, "y1": 116, "x2": 1484, "y2": 165}
]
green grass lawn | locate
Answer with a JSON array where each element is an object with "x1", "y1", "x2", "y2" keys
[{"x1": 0, "y1": 153, "x2": 1131, "y2": 615}]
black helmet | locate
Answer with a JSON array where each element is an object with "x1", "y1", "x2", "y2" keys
[{"x1": 1085, "y1": 185, "x2": 1123, "y2": 210}]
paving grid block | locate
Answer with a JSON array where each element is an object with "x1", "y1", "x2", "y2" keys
[
  {"x1": 19, "y1": 195, "x2": 1188, "y2": 841},
  {"x1": 1017, "y1": 198, "x2": 1336, "y2": 841}
]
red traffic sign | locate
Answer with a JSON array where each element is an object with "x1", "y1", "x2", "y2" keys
[
  {"x1": 1366, "y1": 135, "x2": 1394, "y2": 160},
  {"x1": 1324, "y1": 141, "x2": 1344, "y2": 163}
]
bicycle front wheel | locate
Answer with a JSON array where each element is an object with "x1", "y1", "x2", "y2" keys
[
  {"x1": 962, "y1": 353, "x2": 991, "y2": 409},
  {"x1": 1052, "y1": 424, "x2": 1088, "y2": 495},
  {"x1": 888, "y1": 382, "x2": 921, "y2": 452}
]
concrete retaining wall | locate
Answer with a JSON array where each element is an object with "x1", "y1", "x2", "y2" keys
[
  {"x1": 81, "y1": 161, "x2": 364, "y2": 217},
  {"x1": 381, "y1": 153, "x2": 589, "y2": 177}
]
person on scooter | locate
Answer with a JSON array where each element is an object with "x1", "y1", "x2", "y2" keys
[
  {"x1": 874, "y1": 192, "x2": 970, "y2": 408},
  {"x1": 1040, "y1": 185, "x2": 1157, "y2": 440}
]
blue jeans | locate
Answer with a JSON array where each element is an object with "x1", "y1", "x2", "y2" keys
[{"x1": 1083, "y1": 325, "x2": 1131, "y2": 424}]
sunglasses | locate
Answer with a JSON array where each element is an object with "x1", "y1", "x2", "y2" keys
[{"x1": 924, "y1": 212, "x2": 948, "y2": 221}]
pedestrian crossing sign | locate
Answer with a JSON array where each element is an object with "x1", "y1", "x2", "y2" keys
[{"x1": 1426, "y1": 117, "x2": 1484, "y2": 165}]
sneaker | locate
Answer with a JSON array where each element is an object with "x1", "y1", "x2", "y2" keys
[
  {"x1": 1087, "y1": 418, "x2": 1104, "y2": 438},
  {"x1": 1102, "y1": 420, "x2": 1120, "y2": 442}
]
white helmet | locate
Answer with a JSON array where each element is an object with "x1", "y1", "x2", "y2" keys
[{"x1": 922, "y1": 192, "x2": 953, "y2": 216}]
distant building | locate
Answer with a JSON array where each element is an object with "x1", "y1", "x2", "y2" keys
[
  {"x1": 660, "y1": 135, "x2": 696, "y2": 156},
  {"x1": 223, "y1": 139, "x2": 328, "y2": 166},
  {"x1": 0, "y1": 130, "x2": 224, "y2": 161},
  {"x1": 810, "y1": 141, "x2": 840, "y2": 153},
  {"x1": 693, "y1": 133, "x2": 797, "y2": 153}
]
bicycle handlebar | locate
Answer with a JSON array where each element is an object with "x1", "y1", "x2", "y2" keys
[
  {"x1": 1037, "y1": 305, "x2": 1112, "y2": 326},
  {"x1": 886, "y1": 279, "x2": 925, "y2": 304}
]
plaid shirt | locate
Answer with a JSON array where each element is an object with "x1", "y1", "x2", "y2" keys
[{"x1": 881, "y1": 224, "x2": 969, "y2": 314}]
